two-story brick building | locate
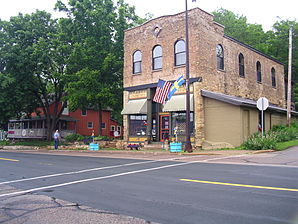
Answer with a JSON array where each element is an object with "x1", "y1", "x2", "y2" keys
[{"x1": 122, "y1": 7, "x2": 294, "y2": 149}]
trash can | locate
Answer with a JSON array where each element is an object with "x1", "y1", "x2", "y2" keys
[
  {"x1": 89, "y1": 143, "x2": 99, "y2": 151},
  {"x1": 170, "y1": 142, "x2": 182, "y2": 152}
]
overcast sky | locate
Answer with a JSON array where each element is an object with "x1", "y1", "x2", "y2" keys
[{"x1": 0, "y1": 0, "x2": 297, "y2": 31}]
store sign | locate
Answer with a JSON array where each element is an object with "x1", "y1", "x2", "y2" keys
[{"x1": 129, "y1": 90, "x2": 147, "y2": 100}]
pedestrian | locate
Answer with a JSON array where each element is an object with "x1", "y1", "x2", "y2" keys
[{"x1": 53, "y1": 130, "x2": 60, "y2": 150}]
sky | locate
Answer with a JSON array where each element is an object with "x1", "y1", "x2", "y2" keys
[{"x1": 0, "y1": 0, "x2": 297, "y2": 31}]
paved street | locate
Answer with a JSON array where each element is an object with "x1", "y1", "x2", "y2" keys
[{"x1": 0, "y1": 148, "x2": 298, "y2": 224}]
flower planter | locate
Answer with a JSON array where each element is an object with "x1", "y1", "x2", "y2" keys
[
  {"x1": 170, "y1": 142, "x2": 182, "y2": 152},
  {"x1": 89, "y1": 143, "x2": 99, "y2": 151}
]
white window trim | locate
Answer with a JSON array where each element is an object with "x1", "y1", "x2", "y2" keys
[
  {"x1": 87, "y1": 122, "x2": 93, "y2": 129},
  {"x1": 81, "y1": 109, "x2": 87, "y2": 116},
  {"x1": 101, "y1": 122, "x2": 106, "y2": 129}
]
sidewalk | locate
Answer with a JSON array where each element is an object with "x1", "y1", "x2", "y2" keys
[{"x1": 0, "y1": 145, "x2": 273, "y2": 161}]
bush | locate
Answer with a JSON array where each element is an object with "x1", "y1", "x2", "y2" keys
[
  {"x1": 0, "y1": 140, "x2": 10, "y2": 146},
  {"x1": 242, "y1": 122, "x2": 298, "y2": 150},
  {"x1": 242, "y1": 132, "x2": 277, "y2": 150},
  {"x1": 267, "y1": 123, "x2": 298, "y2": 142},
  {"x1": 94, "y1": 135, "x2": 110, "y2": 141},
  {"x1": 65, "y1": 134, "x2": 85, "y2": 142}
]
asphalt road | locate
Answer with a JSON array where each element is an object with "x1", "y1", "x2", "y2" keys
[{"x1": 0, "y1": 150, "x2": 297, "y2": 224}]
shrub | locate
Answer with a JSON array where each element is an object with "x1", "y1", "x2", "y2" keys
[
  {"x1": 242, "y1": 133, "x2": 277, "y2": 150},
  {"x1": 242, "y1": 122, "x2": 298, "y2": 150},
  {"x1": 267, "y1": 123, "x2": 298, "y2": 142},
  {"x1": 65, "y1": 134, "x2": 85, "y2": 142},
  {"x1": 94, "y1": 135, "x2": 110, "y2": 141}
]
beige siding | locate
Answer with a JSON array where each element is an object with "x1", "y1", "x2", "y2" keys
[
  {"x1": 270, "y1": 113, "x2": 287, "y2": 128},
  {"x1": 204, "y1": 98, "x2": 242, "y2": 147}
]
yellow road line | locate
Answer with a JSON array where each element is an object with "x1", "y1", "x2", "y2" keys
[
  {"x1": 0, "y1": 157, "x2": 19, "y2": 162},
  {"x1": 180, "y1": 179, "x2": 298, "y2": 192}
]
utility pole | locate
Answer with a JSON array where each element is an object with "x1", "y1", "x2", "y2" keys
[
  {"x1": 184, "y1": 0, "x2": 193, "y2": 152},
  {"x1": 287, "y1": 26, "x2": 293, "y2": 126}
]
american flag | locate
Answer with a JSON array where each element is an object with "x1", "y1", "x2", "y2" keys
[{"x1": 153, "y1": 79, "x2": 172, "y2": 104}]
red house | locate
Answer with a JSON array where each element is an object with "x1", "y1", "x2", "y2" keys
[{"x1": 7, "y1": 102, "x2": 122, "y2": 139}]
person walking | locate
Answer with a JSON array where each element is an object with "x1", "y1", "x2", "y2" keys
[{"x1": 53, "y1": 130, "x2": 60, "y2": 150}]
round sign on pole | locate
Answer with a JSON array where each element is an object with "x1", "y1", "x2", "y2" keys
[{"x1": 257, "y1": 97, "x2": 269, "y2": 111}]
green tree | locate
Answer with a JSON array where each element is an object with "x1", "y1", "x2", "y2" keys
[
  {"x1": 212, "y1": 8, "x2": 268, "y2": 52},
  {"x1": 55, "y1": 0, "x2": 142, "y2": 134},
  {"x1": 0, "y1": 11, "x2": 71, "y2": 139}
]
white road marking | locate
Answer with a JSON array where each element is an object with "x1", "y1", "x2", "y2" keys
[
  {"x1": 0, "y1": 155, "x2": 204, "y2": 185},
  {"x1": 0, "y1": 160, "x2": 158, "y2": 185},
  {"x1": 0, "y1": 160, "x2": 197, "y2": 198}
]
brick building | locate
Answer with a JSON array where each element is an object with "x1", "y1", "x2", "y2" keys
[{"x1": 122, "y1": 8, "x2": 294, "y2": 149}]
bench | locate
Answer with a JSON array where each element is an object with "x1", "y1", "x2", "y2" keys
[{"x1": 127, "y1": 144, "x2": 140, "y2": 150}]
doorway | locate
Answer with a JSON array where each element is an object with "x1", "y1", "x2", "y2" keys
[{"x1": 160, "y1": 114, "x2": 170, "y2": 142}]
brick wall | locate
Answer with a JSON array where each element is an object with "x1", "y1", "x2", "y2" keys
[{"x1": 123, "y1": 7, "x2": 285, "y2": 147}]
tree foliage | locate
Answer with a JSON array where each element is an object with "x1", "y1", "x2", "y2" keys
[
  {"x1": 55, "y1": 0, "x2": 141, "y2": 133},
  {"x1": 0, "y1": 0, "x2": 144, "y2": 135},
  {"x1": 213, "y1": 8, "x2": 298, "y2": 108},
  {"x1": 0, "y1": 12, "x2": 62, "y2": 134}
]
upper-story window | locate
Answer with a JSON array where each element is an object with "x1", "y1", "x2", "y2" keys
[
  {"x1": 239, "y1": 53, "x2": 245, "y2": 77},
  {"x1": 174, "y1": 40, "x2": 186, "y2": 66},
  {"x1": 216, "y1": 44, "x2": 224, "y2": 70},
  {"x1": 152, "y1": 45, "x2": 162, "y2": 70},
  {"x1": 133, "y1": 50, "x2": 142, "y2": 74},
  {"x1": 256, "y1": 61, "x2": 262, "y2": 83},
  {"x1": 271, "y1": 67, "x2": 276, "y2": 88},
  {"x1": 81, "y1": 109, "x2": 87, "y2": 116}
]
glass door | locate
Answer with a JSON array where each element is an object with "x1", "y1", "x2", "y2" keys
[{"x1": 160, "y1": 114, "x2": 170, "y2": 142}]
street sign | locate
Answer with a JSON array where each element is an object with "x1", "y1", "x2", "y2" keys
[
  {"x1": 256, "y1": 97, "x2": 269, "y2": 137},
  {"x1": 257, "y1": 97, "x2": 269, "y2": 111}
]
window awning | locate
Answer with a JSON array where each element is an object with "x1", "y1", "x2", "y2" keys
[
  {"x1": 121, "y1": 99, "x2": 147, "y2": 115},
  {"x1": 163, "y1": 94, "x2": 194, "y2": 112}
]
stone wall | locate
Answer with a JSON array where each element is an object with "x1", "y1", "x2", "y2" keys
[
  {"x1": 123, "y1": 7, "x2": 286, "y2": 148},
  {"x1": 124, "y1": 8, "x2": 285, "y2": 107}
]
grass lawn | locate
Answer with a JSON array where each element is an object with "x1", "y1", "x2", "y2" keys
[{"x1": 276, "y1": 139, "x2": 298, "y2": 151}]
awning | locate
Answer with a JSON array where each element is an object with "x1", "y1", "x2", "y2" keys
[
  {"x1": 121, "y1": 99, "x2": 147, "y2": 115},
  {"x1": 163, "y1": 94, "x2": 194, "y2": 112}
]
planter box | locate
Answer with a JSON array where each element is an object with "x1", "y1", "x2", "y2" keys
[
  {"x1": 170, "y1": 142, "x2": 182, "y2": 152},
  {"x1": 89, "y1": 143, "x2": 99, "y2": 151}
]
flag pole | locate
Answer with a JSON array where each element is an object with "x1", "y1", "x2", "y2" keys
[{"x1": 185, "y1": 0, "x2": 193, "y2": 152}]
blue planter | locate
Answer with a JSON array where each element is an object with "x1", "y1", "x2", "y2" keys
[
  {"x1": 170, "y1": 142, "x2": 182, "y2": 152},
  {"x1": 89, "y1": 143, "x2": 99, "y2": 151}
]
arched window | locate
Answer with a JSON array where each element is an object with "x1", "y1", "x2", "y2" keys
[
  {"x1": 256, "y1": 61, "x2": 262, "y2": 83},
  {"x1": 152, "y1": 45, "x2": 162, "y2": 70},
  {"x1": 133, "y1": 50, "x2": 142, "y2": 74},
  {"x1": 174, "y1": 40, "x2": 186, "y2": 66},
  {"x1": 271, "y1": 67, "x2": 276, "y2": 88},
  {"x1": 216, "y1": 44, "x2": 224, "y2": 70},
  {"x1": 239, "y1": 53, "x2": 245, "y2": 77}
]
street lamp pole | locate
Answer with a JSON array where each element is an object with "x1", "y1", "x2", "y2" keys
[{"x1": 185, "y1": 0, "x2": 193, "y2": 152}]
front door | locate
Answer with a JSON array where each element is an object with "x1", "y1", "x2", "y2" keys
[{"x1": 160, "y1": 114, "x2": 170, "y2": 142}]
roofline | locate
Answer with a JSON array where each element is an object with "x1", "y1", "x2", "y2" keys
[
  {"x1": 224, "y1": 35, "x2": 284, "y2": 65},
  {"x1": 201, "y1": 89, "x2": 298, "y2": 115},
  {"x1": 125, "y1": 7, "x2": 213, "y2": 33}
]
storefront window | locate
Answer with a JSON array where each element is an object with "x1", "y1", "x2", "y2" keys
[
  {"x1": 171, "y1": 112, "x2": 194, "y2": 136},
  {"x1": 129, "y1": 115, "x2": 147, "y2": 136}
]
